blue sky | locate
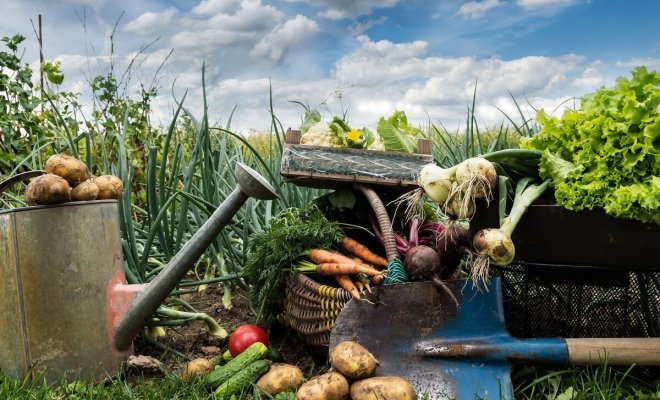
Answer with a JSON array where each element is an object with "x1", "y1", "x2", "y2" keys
[{"x1": 1, "y1": 0, "x2": 659, "y2": 132}]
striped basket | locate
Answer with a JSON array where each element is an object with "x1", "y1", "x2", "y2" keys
[
  {"x1": 285, "y1": 274, "x2": 352, "y2": 346},
  {"x1": 284, "y1": 184, "x2": 402, "y2": 347}
]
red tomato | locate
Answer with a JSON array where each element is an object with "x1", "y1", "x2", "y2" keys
[{"x1": 228, "y1": 325, "x2": 269, "y2": 357}]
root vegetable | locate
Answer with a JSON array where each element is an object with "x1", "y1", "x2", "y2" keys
[
  {"x1": 181, "y1": 358, "x2": 214, "y2": 383},
  {"x1": 350, "y1": 376, "x2": 417, "y2": 400},
  {"x1": 70, "y1": 179, "x2": 99, "y2": 201},
  {"x1": 329, "y1": 341, "x2": 378, "y2": 380},
  {"x1": 443, "y1": 190, "x2": 475, "y2": 220},
  {"x1": 44, "y1": 154, "x2": 91, "y2": 186},
  {"x1": 418, "y1": 163, "x2": 454, "y2": 203},
  {"x1": 334, "y1": 274, "x2": 361, "y2": 300},
  {"x1": 404, "y1": 245, "x2": 441, "y2": 281},
  {"x1": 340, "y1": 237, "x2": 388, "y2": 268},
  {"x1": 470, "y1": 178, "x2": 550, "y2": 284},
  {"x1": 454, "y1": 157, "x2": 497, "y2": 200},
  {"x1": 296, "y1": 372, "x2": 349, "y2": 400},
  {"x1": 256, "y1": 363, "x2": 304, "y2": 395},
  {"x1": 94, "y1": 175, "x2": 124, "y2": 199},
  {"x1": 24, "y1": 174, "x2": 71, "y2": 205},
  {"x1": 297, "y1": 260, "x2": 384, "y2": 277}
]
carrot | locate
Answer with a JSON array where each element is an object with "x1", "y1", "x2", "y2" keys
[
  {"x1": 355, "y1": 280, "x2": 365, "y2": 292},
  {"x1": 357, "y1": 273, "x2": 372, "y2": 293},
  {"x1": 340, "y1": 237, "x2": 388, "y2": 267},
  {"x1": 308, "y1": 248, "x2": 356, "y2": 265},
  {"x1": 315, "y1": 263, "x2": 383, "y2": 277},
  {"x1": 335, "y1": 274, "x2": 360, "y2": 300},
  {"x1": 372, "y1": 274, "x2": 384, "y2": 286}
]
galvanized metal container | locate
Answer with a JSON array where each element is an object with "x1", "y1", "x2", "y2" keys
[{"x1": 0, "y1": 200, "x2": 132, "y2": 382}]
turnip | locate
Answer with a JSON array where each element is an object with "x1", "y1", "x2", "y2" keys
[
  {"x1": 470, "y1": 178, "x2": 550, "y2": 284},
  {"x1": 418, "y1": 163, "x2": 454, "y2": 203},
  {"x1": 404, "y1": 244, "x2": 441, "y2": 281},
  {"x1": 371, "y1": 215, "x2": 446, "y2": 281},
  {"x1": 401, "y1": 157, "x2": 496, "y2": 222}
]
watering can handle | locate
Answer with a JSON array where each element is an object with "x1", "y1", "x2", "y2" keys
[
  {"x1": 565, "y1": 337, "x2": 660, "y2": 366},
  {"x1": 0, "y1": 171, "x2": 44, "y2": 195}
]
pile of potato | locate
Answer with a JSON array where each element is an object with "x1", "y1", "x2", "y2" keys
[
  {"x1": 293, "y1": 341, "x2": 416, "y2": 400},
  {"x1": 24, "y1": 154, "x2": 123, "y2": 205}
]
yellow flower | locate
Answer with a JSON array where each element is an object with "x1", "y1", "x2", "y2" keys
[{"x1": 347, "y1": 128, "x2": 361, "y2": 141}]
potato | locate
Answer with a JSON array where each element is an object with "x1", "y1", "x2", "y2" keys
[
  {"x1": 256, "y1": 363, "x2": 304, "y2": 395},
  {"x1": 350, "y1": 376, "x2": 417, "y2": 400},
  {"x1": 329, "y1": 341, "x2": 378, "y2": 380},
  {"x1": 181, "y1": 358, "x2": 214, "y2": 383},
  {"x1": 71, "y1": 179, "x2": 99, "y2": 201},
  {"x1": 94, "y1": 175, "x2": 124, "y2": 199},
  {"x1": 44, "y1": 154, "x2": 91, "y2": 186},
  {"x1": 296, "y1": 371, "x2": 348, "y2": 400},
  {"x1": 24, "y1": 174, "x2": 71, "y2": 205}
]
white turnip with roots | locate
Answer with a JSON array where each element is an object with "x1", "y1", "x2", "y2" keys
[
  {"x1": 470, "y1": 178, "x2": 550, "y2": 285},
  {"x1": 395, "y1": 163, "x2": 457, "y2": 222},
  {"x1": 451, "y1": 157, "x2": 497, "y2": 220}
]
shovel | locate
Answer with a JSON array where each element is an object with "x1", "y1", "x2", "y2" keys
[{"x1": 329, "y1": 278, "x2": 660, "y2": 399}]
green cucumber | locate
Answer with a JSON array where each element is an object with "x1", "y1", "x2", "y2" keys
[
  {"x1": 204, "y1": 342, "x2": 268, "y2": 389},
  {"x1": 214, "y1": 359, "x2": 270, "y2": 399}
]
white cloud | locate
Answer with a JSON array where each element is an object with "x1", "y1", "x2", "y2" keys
[
  {"x1": 571, "y1": 67, "x2": 606, "y2": 90},
  {"x1": 456, "y1": 0, "x2": 502, "y2": 20},
  {"x1": 192, "y1": 0, "x2": 242, "y2": 15},
  {"x1": 125, "y1": 8, "x2": 177, "y2": 34},
  {"x1": 615, "y1": 58, "x2": 660, "y2": 69},
  {"x1": 281, "y1": 0, "x2": 399, "y2": 19},
  {"x1": 250, "y1": 15, "x2": 320, "y2": 63},
  {"x1": 516, "y1": 0, "x2": 575, "y2": 10},
  {"x1": 206, "y1": 1, "x2": 284, "y2": 32},
  {"x1": 348, "y1": 16, "x2": 388, "y2": 35}
]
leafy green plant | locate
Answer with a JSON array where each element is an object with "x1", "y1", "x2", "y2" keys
[{"x1": 523, "y1": 66, "x2": 660, "y2": 224}]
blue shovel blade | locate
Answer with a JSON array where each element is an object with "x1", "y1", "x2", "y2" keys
[{"x1": 330, "y1": 278, "x2": 567, "y2": 400}]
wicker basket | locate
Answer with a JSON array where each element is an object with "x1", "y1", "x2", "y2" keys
[
  {"x1": 285, "y1": 274, "x2": 352, "y2": 346},
  {"x1": 284, "y1": 184, "x2": 401, "y2": 347}
]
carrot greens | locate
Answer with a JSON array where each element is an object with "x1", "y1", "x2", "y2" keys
[{"x1": 243, "y1": 206, "x2": 343, "y2": 327}]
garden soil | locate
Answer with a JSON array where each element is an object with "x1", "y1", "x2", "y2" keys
[{"x1": 134, "y1": 284, "x2": 325, "y2": 378}]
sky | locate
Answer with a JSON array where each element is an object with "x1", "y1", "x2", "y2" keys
[{"x1": 1, "y1": 0, "x2": 659, "y2": 134}]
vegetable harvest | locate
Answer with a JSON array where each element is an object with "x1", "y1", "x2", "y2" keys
[{"x1": 522, "y1": 66, "x2": 660, "y2": 225}]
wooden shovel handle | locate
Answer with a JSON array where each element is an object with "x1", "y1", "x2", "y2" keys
[{"x1": 566, "y1": 338, "x2": 660, "y2": 366}]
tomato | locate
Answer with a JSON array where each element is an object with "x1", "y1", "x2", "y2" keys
[{"x1": 228, "y1": 324, "x2": 269, "y2": 357}]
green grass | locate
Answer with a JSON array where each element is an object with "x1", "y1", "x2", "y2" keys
[{"x1": 2, "y1": 364, "x2": 658, "y2": 399}]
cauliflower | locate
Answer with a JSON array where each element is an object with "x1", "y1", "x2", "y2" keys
[
  {"x1": 367, "y1": 134, "x2": 385, "y2": 151},
  {"x1": 299, "y1": 121, "x2": 343, "y2": 147}
]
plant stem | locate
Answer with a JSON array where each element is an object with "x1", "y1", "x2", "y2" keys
[
  {"x1": 155, "y1": 306, "x2": 227, "y2": 338},
  {"x1": 501, "y1": 179, "x2": 550, "y2": 236}
]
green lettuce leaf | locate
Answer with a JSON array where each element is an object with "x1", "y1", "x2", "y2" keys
[
  {"x1": 376, "y1": 110, "x2": 421, "y2": 153},
  {"x1": 523, "y1": 66, "x2": 660, "y2": 224}
]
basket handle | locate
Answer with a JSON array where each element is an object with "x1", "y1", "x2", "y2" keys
[{"x1": 353, "y1": 184, "x2": 398, "y2": 262}]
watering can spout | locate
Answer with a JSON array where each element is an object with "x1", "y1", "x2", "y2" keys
[{"x1": 113, "y1": 163, "x2": 277, "y2": 351}]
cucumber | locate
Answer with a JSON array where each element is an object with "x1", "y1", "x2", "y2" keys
[
  {"x1": 214, "y1": 359, "x2": 270, "y2": 399},
  {"x1": 204, "y1": 342, "x2": 268, "y2": 389},
  {"x1": 222, "y1": 349, "x2": 233, "y2": 362},
  {"x1": 210, "y1": 354, "x2": 226, "y2": 366}
]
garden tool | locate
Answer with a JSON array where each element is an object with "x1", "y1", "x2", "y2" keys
[
  {"x1": 0, "y1": 162, "x2": 277, "y2": 382},
  {"x1": 329, "y1": 278, "x2": 660, "y2": 400}
]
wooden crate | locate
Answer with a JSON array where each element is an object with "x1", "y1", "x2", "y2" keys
[{"x1": 280, "y1": 129, "x2": 433, "y2": 191}]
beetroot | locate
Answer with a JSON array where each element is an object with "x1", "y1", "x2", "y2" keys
[{"x1": 404, "y1": 245, "x2": 441, "y2": 281}]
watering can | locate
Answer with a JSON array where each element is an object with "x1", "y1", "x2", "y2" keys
[
  {"x1": 0, "y1": 163, "x2": 277, "y2": 382},
  {"x1": 330, "y1": 278, "x2": 660, "y2": 399}
]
